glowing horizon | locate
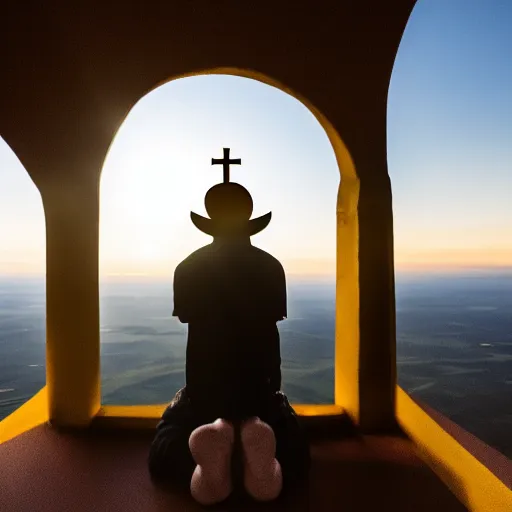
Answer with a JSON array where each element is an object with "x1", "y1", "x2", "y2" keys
[{"x1": 2, "y1": 257, "x2": 512, "y2": 279}]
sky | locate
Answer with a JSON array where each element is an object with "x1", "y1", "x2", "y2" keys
[{"x1": 1, "y1": 0, "x2": 511, "y2": 278}]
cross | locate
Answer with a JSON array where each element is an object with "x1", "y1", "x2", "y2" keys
[{"x1": 211, "y1": 148, "x2": 241, "y2": 183}]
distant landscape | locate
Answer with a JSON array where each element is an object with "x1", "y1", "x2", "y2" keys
[
  {"x1": 0, "y1": 272, "x2": 511, "y2": 459},
  {"x1": 98, "y1": 279, "x2": 335, "y2": 405}
]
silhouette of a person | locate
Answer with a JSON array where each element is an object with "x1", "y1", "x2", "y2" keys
[{"x1": 148, "y1": 149, "x2": 310, "y2": 505}]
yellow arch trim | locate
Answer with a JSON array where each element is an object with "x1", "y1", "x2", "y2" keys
[
  {"x1": 99, "y1": 67, "x2": 360, "y2": 417},
  {"x1": 0, "y1": 386, "x2": 48, "y2": 444},
  {"x1": 396, "y1": 386, "x2": 512, "y2": 511},
  {"x1": 0, "y1": 389, "x2": 342, "y2": 444}
]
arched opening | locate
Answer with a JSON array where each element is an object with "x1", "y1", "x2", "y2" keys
[
  {"x1": 389, "y1": 0, "x2": 512, "y2": 458},
  {"x1": 0, "y1": 136, "x2": 46, "y2": 422},
  {"x1": 99, "y1": 73, "x2": 351, "y2": 407}
]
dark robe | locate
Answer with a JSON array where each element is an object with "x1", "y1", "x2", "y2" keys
[
  {"x1": 148, "y1": 238, "x2": 310, "y2": 492},
  {"x1": 173, "y1": 238, "x2": 286, "y2": 418}
]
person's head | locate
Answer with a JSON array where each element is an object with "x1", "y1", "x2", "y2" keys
[
  {"x1": 205, "y1": 183, "x2": 252, "y2": 241},
  {"x1": 191, "y1": 182, "x2": 271, "y2": 240}
]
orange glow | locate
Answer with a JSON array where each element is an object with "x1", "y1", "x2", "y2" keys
[
  {"x1": 283, "y1": 258, "x2": 335, "y2": 277},
  {"x1": 395, "y1": 247, "x2": 512, "y2": 271}
]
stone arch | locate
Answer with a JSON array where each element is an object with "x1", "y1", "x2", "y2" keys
[
  {"x1": 98, "y1": 69, "x2": 359, "y2": 408},
  {"x1": 0, "y1": 1, "x2": 412, "y2": 433}
]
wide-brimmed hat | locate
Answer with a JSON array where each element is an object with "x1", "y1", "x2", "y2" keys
[
  {"x1": 191, "y1": 182, "x2": 271, "y2": 237},
  {"x1": 191, "y1": 148, "x2": 271, "y2": 237}
]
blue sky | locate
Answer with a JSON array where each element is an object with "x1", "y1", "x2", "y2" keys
[
  {"x1": 388, "y1": 0, "x2": 512, "y2": 269},
  {"x1": 1, "y1": 0, "x2": 511, "y2": 276}
]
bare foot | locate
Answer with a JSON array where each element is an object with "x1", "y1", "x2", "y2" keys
[
  {"x1": 241, "y1": 417, "x2": 283, "y2": 501},
  {"x1": 189, "y1": 418, "x2": 235, "y2": 505}
]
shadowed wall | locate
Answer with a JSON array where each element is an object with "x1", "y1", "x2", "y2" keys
[{"x1": 0, "y1": 0, "x2": 417, "y2": 430}]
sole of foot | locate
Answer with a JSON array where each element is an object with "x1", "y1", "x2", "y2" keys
[
  {"x1": 189, "y1": 418, "x2": 235, "y2": 506},
  {"x1": 241, "y1": 417, "x2": 283, "y2": 502}
]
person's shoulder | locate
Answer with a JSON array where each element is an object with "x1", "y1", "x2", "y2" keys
[
  {"x1": 175, "y1": 244, "x2": 214, "y2": 274},
  {"x1": 250, "y1": 246, "x2": 285, "y2": 272}
]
